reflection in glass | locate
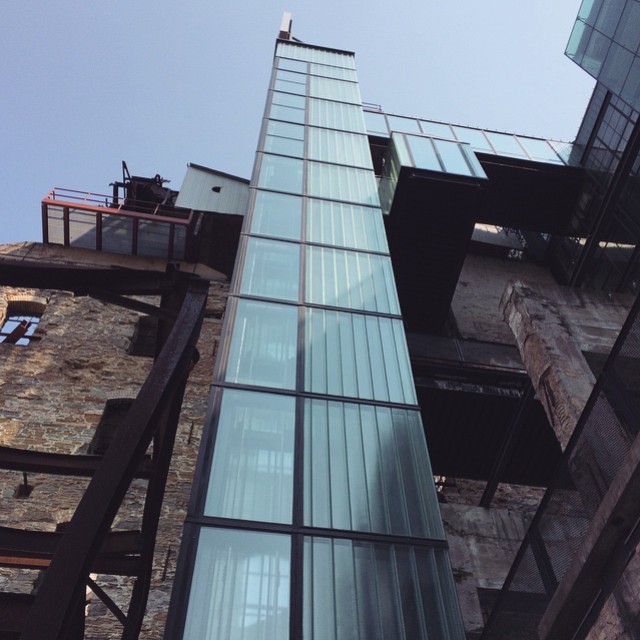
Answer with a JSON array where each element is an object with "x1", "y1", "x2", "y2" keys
[
  {"x1": 241, "y1": 237, "x2": 300, "y2": 301},
  {"x1": 258, "y1": 155, "x2": 303, "y2": 194},
  {"x1": 307, "y1": 162, "x2": 379, "y2": 205},
  {"x1": 305, "y1": 308, "x2": 416, "y2": 404},
  {"x1": 419, "y1": 120, "x2": 455, "y2": 138},
  {"x1": 303, "y1": 537, "x2": 465, "y2": 640},
  {"x1": 205, "y1": 389, "x2": 295, "y2": 523},
  {"x1": 309, "y1": 76, "x2": 361, "y2": 104},
  {"x1": 306, "y1": 199, "x2": 387, "y2": 252},
  {"x1": 304, "y1": 400, "x2": 444, "y2": 537},
  {"x1": 484, "y1": 132, "x2": 527, "y2": 158},
  {"x1": 309, "y1": 99, "x2": 366, "y2": 133},
  {"x1": 251, "y1": 191, "x2": 302, "y2": 240},
  {"x1": 184, "y1": 528, "x2": 290, "y2": 640},
  {"x1": 387, "y1": 115, "x2": 421, "y2": 134},
  {"x1": 364, "y1": 111, "x2": 389, "y2": 136},
  {"x1": 308, "y1": 128, "x2": 371, "y2": 168},
  {"x1": 226, "y1": 299, "x2": 298, "y2": 389},
  {"x1": 306, "y1": 246, "x2": 399, "y2": 313}
]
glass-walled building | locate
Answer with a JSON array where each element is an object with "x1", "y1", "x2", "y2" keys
[{"x1": 166, "y1": 38, "x2": 466, "y2": 640}]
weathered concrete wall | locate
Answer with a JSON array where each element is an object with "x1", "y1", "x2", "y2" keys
[
  {"x1": 0, "y1": 243, "x2": 228, "y2": 639},
  {"x1": 452, "y1": 254, "x2": 632, "y2": 354}
]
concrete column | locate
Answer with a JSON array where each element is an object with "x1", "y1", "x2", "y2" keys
[{"x1": 500, "y1": 281, "x2": 596, "y2": 450}]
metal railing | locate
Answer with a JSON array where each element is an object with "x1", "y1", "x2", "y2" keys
[{"x1": 41, "y1": 188, "x2": 196, "y2": 261}]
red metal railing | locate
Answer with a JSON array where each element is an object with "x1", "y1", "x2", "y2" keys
[{"x1": 41, "y1": 188, "x2": 196, "y2": 261}]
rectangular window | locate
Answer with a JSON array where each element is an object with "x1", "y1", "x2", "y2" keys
[
  {"x1": 364, "y1": 111, "x2": 389, "y2": 137},
  {"x1": 304, "y1": 309, "x2": 416, "y2": 404},
  {"x1": 309, "y1": 76, "x2": 361, "y2": 104},
  {"x1": 0, "y1": 302, "x2": 44, "y2": 345},
  {"x1": 250, "y1": 191, "x2": 302, "y2": 240},
  {"x1": 303, "y1": 537, "x2": 464, "y2": 640},
  {"x1": 307, "y1": 128, "x2": 371, "y2": 168},
  {"x1": 128, "y1": 315, "x2": 158, "y2": 357},
  {"x1": 184, "y1": 528, "x2": 290, "y2": 640},
  {"x1": 309, "y1": 99, "x2": 366, "y2": 133},
  {"x1": 307, "y1": 162, "x2": 379, "y2": 206},
  {"x1": 306, "y1": 246, "x2": 399, "y2": 314},
  {"x1": 240, "y1": 237, "x2": 300, "y2": 302},
  {"x1": 309, "y1": 63, "x2": 358, "y2": 82},
  {"x1": 304, "y1": 400, "x2": 444, "y2": 538},
  {"x1": 258, "y1": 155, "x2": 304, "y2": 194},
  {"x1": 226, "y1": 299, "x2": 298, "y2": 390},
  {"x1": 205, "y1": 389, "x2": 295, "y2": 523},
  {"x1": 306, "y1": 199, "x2": 387, "y2": 252}
]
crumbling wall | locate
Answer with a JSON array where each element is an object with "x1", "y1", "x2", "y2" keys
[{"x1": 0, "y1": 250, "x2": 229, "y2": 639}]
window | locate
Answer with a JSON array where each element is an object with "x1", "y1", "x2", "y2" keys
[
  {"x1": 128, "y1": 315, "x2": 158, "y2": 357},
  {"x1": 88, "y1": 398, "x2": 134, "y2": 454},
  {"x1": 0, "y1": 300, "x2": 45, "y2": 345}
]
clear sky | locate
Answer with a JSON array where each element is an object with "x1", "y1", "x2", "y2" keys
[{"x1": 1, "y1": 0, "x2": 594, "y2": 245}]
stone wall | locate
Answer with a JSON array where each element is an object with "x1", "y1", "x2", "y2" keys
[{"x1": 0, "y1": 244, "x2": 229, "y2": 638}]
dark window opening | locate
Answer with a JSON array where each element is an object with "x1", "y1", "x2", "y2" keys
[
  {"x1": 88, "y1": 399, "x2": 135, "y2": 455},
  {"x1": 128, "y1": 315, "x2": 158, "y2": 357}
]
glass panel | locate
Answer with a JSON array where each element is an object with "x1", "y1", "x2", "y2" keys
[
  {"x1": 304, "y1": 400, "x2": 444, "y2": 537},
  {"x1": 273, "y1": 78, "x2": 306, "y2": 95},
  {"x1": 68, "y1": 209, "x2": 98, "y2": 249},
  {"x1": 452, "y1": 126, "x2": 493, "y2": 153},
  {"x1": 307, "y1": 162, "x2": 379, "y2": 205},
  {"x1": 303, "y1": 537, "x2": 465, "y2": 640},
  {"x1": 615, "y1": 1, "x2": 640, "y2": 52},
  {"x1": 600, "y1": 42, "x2": 634, "y2": 95},
  {"x1": 184, "y1": 528, "x2": 290, "y2": 640},
  {"x1": 309, "y1": 62, "x2": 358, "y2": 82},
  {"x1": 276, "y1": 69, "x2": 306, "y2": 84},
  {"x1": 306, "y1": 199, "x2": 387, "y2": 251},
  {"x1": 205, "y1": 389, "x2": 295, "y2": 523},
  {"x1": 364, "y1": 111, "x2": 389, "y2": 136},
  {"x1": 267, "y1": 120, "x2": 304, "y2": 140},
  {"x1": 258, "y1": 154, "x2": 303, "y2": 194},
  {"x1": 307, "y1": 128, "x2": 371, "y2": 167},
  {"x1": 269, "y1": 104, "x2": 305, "y2": 124},
  {"x1": 240, "y1": 237, "x2": 300, "y2": 301},
  {"x1": 517, "y1": 136, "x2": 564, "y2": 163},
  {"x1": 484, "y1": 131, "x2": 528, "y2": 158},
  {"x1": 101, "y1": 213, "x2": 133, "y2": 254},
  {"x1": 582, "y1": 28, "x2": 611, "y2": 76},
  {"x1": 304, "y1": 309, "x2": 416, "y2": 403},
  {"x1": 251, "y1": 191, "x2": 302, "y2": 240},
  {"x1": 309, "y1": 76, "x2": 361, "y2": 104},
  {"x1": 276, "y1": 57, "x2": 307, "y2": 73},
  {"x1": 405, "y1": 136, "x2": 442, "y2": 171},
  {"x1": 226, "y1": 299, "x2": 298, "y2": 390},
  {"x1": 434, "y1": 139, "x2": 474, "y2": 175},
  {"x1": 594, "y1": 0, "x2": 625, "y2": 36},
  {"x1": 419, "y1": 120, "x2": 455, "y2": 138},
  {"x1": 276, "y1": 42, "x2": 356, "y2": 69},
  {"x1": 263, "y1": 135, "x2": 304, "y2": 157},
  {"x1": 387, "y1": 115, "x2": 421, "y2": 134},
  {"x1": 309, "y1": 99, "x2": 366, "y2": 133},
  {"x1": 137, "y1": 219, "x2": 173, "y2": 257},
  {"x1": 306, "y1": 246, "x2": 399, "y2": 313},
  {"x1": 272, "y1": 91, "x2": 306, "y2": 109},
  {"x1": 566, "y1": 19, "x2": 589, "y2": 63}
]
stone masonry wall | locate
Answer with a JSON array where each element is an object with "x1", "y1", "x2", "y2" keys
[{"x1": 0, "y1": 244, "x2": 229, "y2": 638}]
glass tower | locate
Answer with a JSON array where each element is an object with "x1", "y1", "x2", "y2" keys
[{"x1": 167, "y1": 39, "x2": 465, "y2": 639}]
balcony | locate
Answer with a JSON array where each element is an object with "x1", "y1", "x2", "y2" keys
[{"x1": 42, "y1": 188, "x2": 196, "y2": 261}]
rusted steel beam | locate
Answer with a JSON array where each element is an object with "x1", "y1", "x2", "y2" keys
[
  {"x1": 0, "y1": 446, "x2": 152, "y2": 478},
  {"x1": 0, "y1": 259, "x2": 188, "y2": 296},
  {"x1": 20, "y1": 279, "x2": 207, "y2": 640}
]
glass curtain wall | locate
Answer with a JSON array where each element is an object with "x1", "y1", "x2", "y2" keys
[{"x1": 172, "y1": 40, "x2": 465, "y2": 640}]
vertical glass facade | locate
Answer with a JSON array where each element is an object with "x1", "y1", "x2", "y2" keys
[
  {"x1": 172, "y1": 39, "x2": 464, "y2": 639},
  {"x1": 566, "y1": 0, "x2": 640, "y2": 111}
]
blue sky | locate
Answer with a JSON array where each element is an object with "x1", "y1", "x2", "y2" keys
[{"x1": 1, "y1": 1, "x2": 593, "y2": 245}]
